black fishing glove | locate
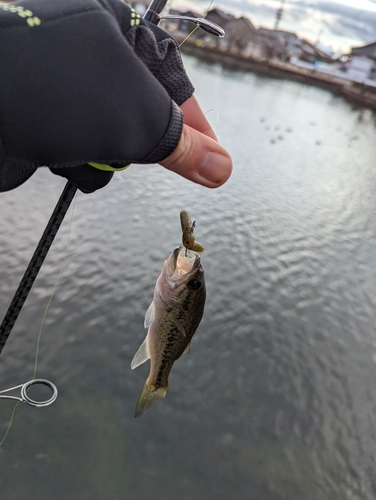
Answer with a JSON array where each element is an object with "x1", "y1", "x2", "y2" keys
[{"x1": 0, "y1": 0, "x2": 194, "y2": 193}]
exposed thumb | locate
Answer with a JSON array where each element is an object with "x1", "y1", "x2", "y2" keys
[{"x1": 159, "y1": 124, "x2": 232, "y2": 188}]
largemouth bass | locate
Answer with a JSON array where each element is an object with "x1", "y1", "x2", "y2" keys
[{"x1": 131, "y1": 245, "x2": 206, "y2": 417}]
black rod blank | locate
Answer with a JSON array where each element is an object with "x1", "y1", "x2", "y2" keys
[
  {"x1": 143, "y1": 0, "x2": 168, "y2": 24},
  {"x1": 0, "y1": 181, "x2": 77, "y2": 355},
  {"x1": 0, "y1": 0, "x2": 172, "y2": 356}
]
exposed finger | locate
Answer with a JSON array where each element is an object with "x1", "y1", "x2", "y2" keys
[
  {"x1": 180, "y1": 95, "x2": 218, "y2": 141},
  {"x1": 160, "y1": 123, "x2": 232, "y2": 188}
]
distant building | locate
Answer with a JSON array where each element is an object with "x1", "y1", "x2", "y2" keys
[
  {"x1": 299, "y1": 40, "x2": 333, "y2": 64},
  {"x1": 351, "y1": 42, "x2": 376, "y2": 59},
  {"x1": 351, "y1": 42, "x2": 376, "y2": 80},
  {"x1": 224, "y1": 17, "x2": 258, "y2": 53},
  {"x1": 339, "y1": 42, "x2": 376, "y2": 82},
  {"x1": 205, "y1": 8, "x2": 235, "y2": 30},
  {"x1": 258, "y1": 27, "x2": 302, "y2": 60}
]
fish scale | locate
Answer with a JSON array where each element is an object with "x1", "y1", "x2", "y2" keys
[{"x1": 154, "y1": 324, "x2": 191, "y2": 388}]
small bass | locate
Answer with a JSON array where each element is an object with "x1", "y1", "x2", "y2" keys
[{"x1": 131, "y1": 245, "x2": 206, "y2": 417}]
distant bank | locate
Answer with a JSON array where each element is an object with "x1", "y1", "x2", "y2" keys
[{"x1": 177, "y1": 37, "x2": 376, "y2": 112}]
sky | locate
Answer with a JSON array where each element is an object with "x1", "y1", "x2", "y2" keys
[{"x1": 170, "y1": 0, "x2": 376, "y2": 54}]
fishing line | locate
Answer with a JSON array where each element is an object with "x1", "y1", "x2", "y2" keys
[
  {"x1": 178, "y1": 0, "x2": 213, "y2": 48},
  {"x1": 178, "y1": 26, "x2": 199, "y2": 48},
  {"x1": 0, "y1": 400, "x2": 20, "y2": 447},
  {"x1": 0, "y1": 191, "x2": 77, "y2": 446},
  {"x1": 126, "y1": 0, "x2": 220, "y2": 215},
  {"x1": 205, "y1": 108, "x2": 220, "y2": 137},
  {"x1": 194, "y1": 107, "x2": 220, "y2": 216},
  {"x1": 32, "y1": 192, "x2": 77, "y2": 379}
]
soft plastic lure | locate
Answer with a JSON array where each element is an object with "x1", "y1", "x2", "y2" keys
[{"x1": 180, "y1": 210, "x2": 204, "y2": 253}]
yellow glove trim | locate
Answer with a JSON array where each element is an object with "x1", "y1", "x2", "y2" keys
[{"x1": 88, "y1": 162, "x2": 130, "y2": 172}]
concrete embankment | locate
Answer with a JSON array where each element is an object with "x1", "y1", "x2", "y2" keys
[{"x1": 178, "y1": 39, "x2": 376, "y2": 111}]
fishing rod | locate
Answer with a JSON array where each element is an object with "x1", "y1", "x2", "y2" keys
[
  {"x1": 0, "y1": 0, "x2": 224, "y2": 357},
  {"x1": 0, "y1": 181, "x2": 77, "y2": 355},
  {"x1": 143, "y1": 0, "x2": 168, "y2": 24},
  {"x1": 0, "y1": 0, "x2": 166, "y2": 357}
]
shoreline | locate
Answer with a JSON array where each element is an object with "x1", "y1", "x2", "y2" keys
[{"x1": 177, "y1": 37, "x2": 376, "y2": 112}]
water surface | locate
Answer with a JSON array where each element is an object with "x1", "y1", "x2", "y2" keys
[{"x1": 1, "y1": 56, "x2": 376, "y2": 499}]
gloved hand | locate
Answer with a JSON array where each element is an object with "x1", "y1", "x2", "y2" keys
[
  {"x1": 49, "y1": 164, "x2": 114, "y2": 194},
  {"x1": 0, "y1": 0, "x2": 193, "y2": 193}
]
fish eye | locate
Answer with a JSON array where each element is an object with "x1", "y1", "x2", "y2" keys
[{"x1": 188, "y1": 279, "x2": 201, "y2": 290}]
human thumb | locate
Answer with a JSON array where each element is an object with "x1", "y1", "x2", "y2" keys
[{"x1": 159, "y1": 124, "x2": 232, "y2": 188}]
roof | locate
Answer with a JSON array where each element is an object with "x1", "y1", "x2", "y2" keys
[
  {"x1": 351, "y1": 42, "x2": 376, "y2": 60},
  {"x1": 226, "y1": 16, "x2": 257, "y2": 33},
  {"x1": 258, "y1": 27, "x2": 298, "y2": 40},
  {"x1": 206, "y1": 8, "x2": 236, "y2": 23},
  {"x1": 301, "y1": 39, "x2": 333, "y2": 62}
]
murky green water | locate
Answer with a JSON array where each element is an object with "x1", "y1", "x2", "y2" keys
[{"x1": 1, "y1": 56, "x2": 376, "y2": 499}]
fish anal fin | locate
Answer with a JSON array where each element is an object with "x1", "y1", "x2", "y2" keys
[
  {"x1": 134, "y1": 383, "x2": 168, "y2": 418},
  {"x1": 131, "y1": 337, "x2": 150, "y2": 370},
  {"x1": 183, "y1": 341, "x2": 191, "y2": 354}
]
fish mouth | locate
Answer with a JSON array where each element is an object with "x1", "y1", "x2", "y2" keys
[{"x1": 169, "y1": 246, "x2": 201, "y2": 277}]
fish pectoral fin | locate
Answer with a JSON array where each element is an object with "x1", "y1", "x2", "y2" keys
[
  {"x1": 183, "y1": 341, "x2": 191, "y2": 354},
  {"x1": 131, "y1": 337, "x2": 150, "y2": 370},
  {"x1": 135, "y1": 383, "x2": 168, "y2": 418},
  {"x1": 173, "y1": 317, "x2": 186, "y2": 337},
  {"x1": 144, "y1": 301, "x2": 156, "y2": 329}
]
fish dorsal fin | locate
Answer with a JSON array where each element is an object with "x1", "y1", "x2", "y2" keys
[
  {"x1": 144, "y1": 301, "x2": 156, "y2": 329},
  {"x1": 183, "y1": 341, "x2": 191, "y2": 354},
  {"x1": 173, "y1": 317, "x2": 186, "y2": 337},
  {"x1": 131, "y1": 336, "x2": 150, "y2": 370}
]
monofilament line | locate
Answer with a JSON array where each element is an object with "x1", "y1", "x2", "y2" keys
[{"x1": 0, "y1": 191, "x2": 77, "y2": 446}]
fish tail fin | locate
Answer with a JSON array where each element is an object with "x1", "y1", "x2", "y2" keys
[{"x1": 134, "y1": 383, "x2": 167, "y2": 418}]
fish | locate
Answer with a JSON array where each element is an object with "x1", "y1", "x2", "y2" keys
[
  {"x1": 180, "y1": 209, "x2": 205, "y2": 253},
  {"x1": 131, "y1": 245, "x2": 206, "y2": 417}
]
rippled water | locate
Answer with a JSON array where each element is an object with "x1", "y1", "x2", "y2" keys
[{"x1": 1, "y1": 56, "x2": 376, "y2": 499}]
